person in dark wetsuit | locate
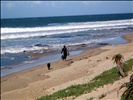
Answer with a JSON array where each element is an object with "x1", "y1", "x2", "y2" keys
[{"x1": 61, "y1": 45, "x2": 69, "y2": 60}]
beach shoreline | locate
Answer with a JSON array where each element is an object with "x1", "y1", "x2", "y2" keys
[
  {"x1": 1, "y1": 32, "x2": 129, "y2": 77},
  {"x1": 1, "y1": 33, "x2": 133, "y2": 100}
]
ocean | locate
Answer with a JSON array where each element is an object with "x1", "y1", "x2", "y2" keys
[{"x1": 1, "y1": 13, "x2": 133, "y2": 70}]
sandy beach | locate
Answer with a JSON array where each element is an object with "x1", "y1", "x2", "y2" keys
[{"x1": 1, "y1": 33, "x2": 133, "y2": 100}]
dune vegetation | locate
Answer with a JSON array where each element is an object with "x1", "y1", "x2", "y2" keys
[{"x1": 37, "y1": 58, "x2": 133, "y2": 100}]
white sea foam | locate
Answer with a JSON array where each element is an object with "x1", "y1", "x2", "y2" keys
[
  {"x1": 2, "y1": 19, "x2": 132, "y2": 34},
  {"x1": 1, "y1": 37, "x2": 113, "y2": 54},
  {"x1": 1, "y1": 29, "x2": 89, "y2": 40},
  {"x1": 1, "y1": 19, "x2": 132, "y2": 40},
  {"x1": 1, "y1": 46, "x2": 49, "y2": 54},
  {"x1": 1, "y1": 19, "x2": 132, "y2": 54}
]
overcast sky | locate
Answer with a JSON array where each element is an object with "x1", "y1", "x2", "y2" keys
[{"x1": 1, "y1": 1, "x2": 133, "y2": 19}]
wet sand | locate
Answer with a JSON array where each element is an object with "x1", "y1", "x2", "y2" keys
[{"x1": 1, "y1": 33, "x2": 133, "y2": 100}]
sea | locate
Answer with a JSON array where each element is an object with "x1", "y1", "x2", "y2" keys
[{"x1": 1, "y1": 13, "x2": 133, "y2": 76}]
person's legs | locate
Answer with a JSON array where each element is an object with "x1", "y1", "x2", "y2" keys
[
  {"x1": 47, "y1": 63, "x2": 51, "y2": 70},
  {"x1": 64, "y1": 54, "x2": 67, "y2": 61}
]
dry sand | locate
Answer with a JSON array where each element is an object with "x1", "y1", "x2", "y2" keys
[{"x1": 1, "y1": 33, "x2": 133, "y2": 100}]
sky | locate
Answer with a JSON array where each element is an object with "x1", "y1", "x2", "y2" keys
[{"x1": 1, "y1": 1, "x2": 133, "y2": 19}]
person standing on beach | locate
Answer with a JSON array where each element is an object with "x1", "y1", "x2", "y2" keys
[{"x1": 61, "y1": 45, "x2": 69, "y2": 60}]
